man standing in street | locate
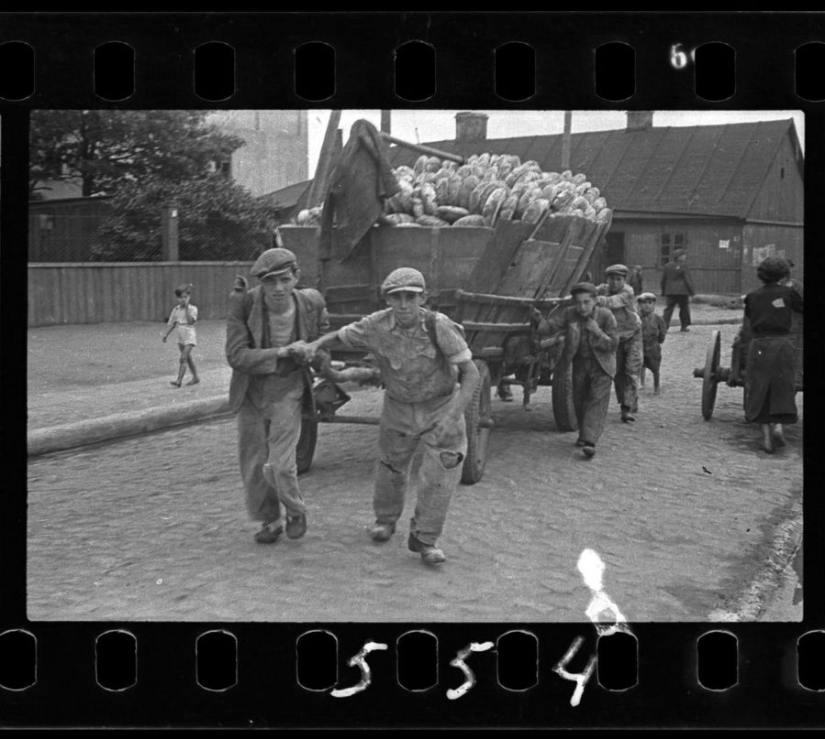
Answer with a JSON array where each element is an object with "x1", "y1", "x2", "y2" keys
[
  {"x1": 660, "y1": 248, "x2": 696, "y2": 332},
  {"x1": 537, "y1": 282, "x2": 619, "y2": 458},
  {"x1": 225, "y1": 248, "x2": 330, "y2": 545},
  {"x1": 596, "y1": 264, "x2": 643, "y2": 423},
  {"x1": 301, "y1": 267, "x2": 479, "y2": 566}
]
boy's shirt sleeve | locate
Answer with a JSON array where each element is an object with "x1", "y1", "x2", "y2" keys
[
  {"x1": 337, "y1": 314, "x2": 377, "y2": 352},
  {"x1": 434, "y1": 314, "x2": 472, "y2": 364},
  {"x1": 657, "y1": 315, "x2": 667, "y2": 342},
  {"x1": 167, "y1": 307, "x2": 178, "y2": 325},
  {"x1": 187, "y1": 305, "x2": 198, "y2": 323}
]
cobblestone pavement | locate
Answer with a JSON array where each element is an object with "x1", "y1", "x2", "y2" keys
[{"x1": 26, "y1": 322, "x2": 803, "y2": 623}]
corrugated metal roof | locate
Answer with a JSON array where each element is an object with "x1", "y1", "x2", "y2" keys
[{"x1": 387, "y1": 119, "x2": 798, "y2": 219}]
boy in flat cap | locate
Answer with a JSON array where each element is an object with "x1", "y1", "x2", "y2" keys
[
  {"x1": 637, "y1": 292, "x2": 668, "y2": 393},
  {"x1": 536, "y1": 282, "x2": 619, "y2": 458},
  {"x1": 225, "y1": 247, "x2": 330, "y2": 545},
  {"x1": 596, "y1": 264, "x2": 643, "y2": 422},
  {"x1": 301, "y1": 267, "x2": 479, "y2": 565},
  {"x1": 660, "y1": 248, "x2": 696, "y2": 332}
]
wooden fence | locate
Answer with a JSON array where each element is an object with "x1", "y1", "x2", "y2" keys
[{"x1": 27, "y1": 260, "x2": 319, "y2": 327}]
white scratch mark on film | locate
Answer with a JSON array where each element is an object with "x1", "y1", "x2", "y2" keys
[
  {"x1": 446, "y1": 641, "x2": 495, "y2": 700},
  {"x1": 330, "y1": 640, "x2": 388, "y2": 698}
]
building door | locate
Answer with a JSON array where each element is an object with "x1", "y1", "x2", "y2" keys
[{"x1": 599, "y1": 231, "x2": 625, "y2": 275}]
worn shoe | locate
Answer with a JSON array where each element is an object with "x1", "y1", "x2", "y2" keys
[
  {"x1": 582, "y1": 444, "x2": 596, "y2": 458},
  {"x1": 254, "y1": 520, "x2": 283, "y2": 544},
  {"x1": 621, "y1": 409, "x2": 636, "y2": 423},
  {"x1": 408, "y1": 533, "x2": 446, "y2": 565},
  {"x1": 368, "y1": 521, "x2": 396, "y2": 542},
  {"x1": 680, "y1": 327, "x2": 690, "y2": 332},
  {"x1": 286, "y1": 514, "x2": 307, "y2": 540}
]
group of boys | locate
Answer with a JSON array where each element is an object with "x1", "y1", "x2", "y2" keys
[
  {"x1": 535, "y1": 264, "x2": 668, "y2": 458},
  {"x1": 224, "y1": 248, "x2": 669, "y2": 566}
]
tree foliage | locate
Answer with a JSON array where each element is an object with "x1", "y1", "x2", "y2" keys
[
  {"x1": 30, "y1": 110, "x2": 278, "y2": 261},
  {"x1": 93, "y1": 175, "x2": 276, "y2": 261},
  {"x1": 30, "y1": 110, "x2": 244, "y2": 198}
]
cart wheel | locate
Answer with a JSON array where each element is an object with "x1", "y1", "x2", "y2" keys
[
  {"x1": 701, "y1": 330, "x2": 722, "y2": 421},
  {"x1": 296, "y1": 418, "x2": 318, "y2": 475},
  {"x1": 461, "y1": 359, "x2": 492, "y2": 485},
  {"x1": 552, "y1": 362, "x2": 579, "y2": 432}
]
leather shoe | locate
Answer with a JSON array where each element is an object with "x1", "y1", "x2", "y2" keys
[
  {"x1": 368, "y1": 522, "x2": 395, "y2": 542},
  {"x1": 254, "y1": 520, "x2": 283, "y2": 544},
  {"x1": 621, "y1": 409, "x2": 636, "y2": 423},
  {"x1": 408, "y1": 533, "x2": 446, "y2": 565},
  {"x1": 582, "y1": 444, "x2": 596, "y2": 458},
  {"x1": 286, "y1": 514, "x2": 307, "y2": 540}
]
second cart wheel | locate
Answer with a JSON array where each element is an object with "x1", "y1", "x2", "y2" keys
[
  {"x1": 296, "y1": 418, "x2": 318, "y2": 475},
  {"x1": 552, "y1": 361, "x2": 579, "y2": 432},
  {"x1": 461, "y1": 359, "x2": 492, "y2": 485},
  {"x1": 701, "y1": 330, "x2": 722, "y2": 421}
]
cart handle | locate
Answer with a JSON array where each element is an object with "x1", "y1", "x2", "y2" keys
[
  {"x1": 379, "y1": 132, "x2": 465, "y2": 165},
  {"x1": 455, "y1": 289, "x2": 568, "y2": 308}
]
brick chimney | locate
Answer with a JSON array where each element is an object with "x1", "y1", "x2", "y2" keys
[
  {"x1": 626, "y1": 111, "x2": 654, "y2": 132},
  {"x1": 455, "y1": 111, "x2": 489, "y2": 142}
]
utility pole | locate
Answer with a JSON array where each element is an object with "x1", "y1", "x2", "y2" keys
[{"x1": 561, "y1": 110, "x2": 572, "y2": 170}]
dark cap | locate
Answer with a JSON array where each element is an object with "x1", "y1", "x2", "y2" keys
[
  {"x1": 381, "y1": 267, "x2": 426, "y2": 295},
  {"x1": 570, "y1": 282, "x2": 598, "y2": 297},
  {"x1": 251, "y1": 248, "x2": 298, "y2": 279},
  {"x1": 673, "y1": 248, "x2": 686, "y2": 259},
  {"x1": 605, "y1": 263, "x2": 629, "y2": 276}
]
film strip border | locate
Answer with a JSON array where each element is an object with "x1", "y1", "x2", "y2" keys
[
  {"x1": 0, "y1": 12, "x2": 823, "y2": 106},
  {"x1": 2, "y1": 10, "x2": 825, "y2": 729},
  {"x1": 0, "y1": 624, "x2": 823, "y2": 726}
]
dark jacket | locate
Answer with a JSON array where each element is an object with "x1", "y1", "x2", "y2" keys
[
  {"x1": 226, "y1": 286, "x2": 330, "y2": 413},
  {"x1": 541, "y1": 305, "x2": 619, "y2": 378},
  {"x1": 660, "y1": 259, "x2": 696, "y2": 297}
]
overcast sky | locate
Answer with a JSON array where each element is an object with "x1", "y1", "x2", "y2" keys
[{"x1": 307, "y1": 109, "x2": 805, "y2": 175}]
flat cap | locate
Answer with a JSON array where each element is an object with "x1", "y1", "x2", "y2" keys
[
  {"x1": 673, "y1": 248, "x2": 686, "y2": 259},
  {"x1": 570, "y1": 281, "x2": 598, "y2": 297},
  {"x1": 605, "y1": 263, "x2": 629, "y2": 276},
  {"x1": 381, "y1": 267, "x2": 426, "y2": 295},
  {"x1": 251, "y1": 248, "x2": 298, "y2": 279},
  {"x1": 636, "y1": 292, "x2": 657, "y2": 302}
]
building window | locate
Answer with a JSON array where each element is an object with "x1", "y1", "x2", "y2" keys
[{"x1": 660, "y1": 233, "x2": 686, "y2": 266}]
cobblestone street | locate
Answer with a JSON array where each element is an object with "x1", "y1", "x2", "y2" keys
[{"x1": 27, "y1": 322, "x2": 803, "y2": 623}]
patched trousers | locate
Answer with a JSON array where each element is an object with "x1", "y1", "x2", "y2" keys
[
  {"x1": 572, "y1": 357, "x2": 613, "y2": 445},
  {"x1": 237, "y1": 372, "x2": 307, "y2": 523},
  {"x1": 614, "y1": 330, "x2": 643, "y2": 413},
  {"x1": 374, "y1": 392, "x2": 468, "y2": 546}
]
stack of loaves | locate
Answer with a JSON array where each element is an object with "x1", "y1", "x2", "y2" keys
[{"x1": 295, "y1": 152, "x2": 612, "y2": 229}]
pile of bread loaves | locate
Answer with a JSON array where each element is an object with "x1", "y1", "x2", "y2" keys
[{"x1": 294, "y1": 153, "x2": 611, "y2": 229}]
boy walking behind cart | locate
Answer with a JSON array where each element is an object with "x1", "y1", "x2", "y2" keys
[
  {"x1": 536, "y1": 282, "x2": 619, "y2": 458},
  {"x1": 225, "y1": 248, "x2": 330, "y2": 545},
  {"x1": 596, "y1": 265, "x2": 643, "y2": 422},
  {"x1": 162, "y1": 283, "x2": 200, "y2": 387},
  {"x1": 301, "y1": 267, "x2": 479, "y2": 566},
  {"x1": 637, "y1": 292, "x2": 668, "y2": 393}
]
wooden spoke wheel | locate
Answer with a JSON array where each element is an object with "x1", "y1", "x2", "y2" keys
[
  {"x1": 461, "y1": 359, "x2": 493, "y2": 485},
  {"x1": 701, "y1": 330, "x2": 722, "y2": 421},
  {"x1": 552, "y1": 361, "x2": 579, "y2": 432}
]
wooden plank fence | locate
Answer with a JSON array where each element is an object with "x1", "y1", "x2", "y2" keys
[{"x1": 27, "y1": 260, "x2": 319, "y2": 327}]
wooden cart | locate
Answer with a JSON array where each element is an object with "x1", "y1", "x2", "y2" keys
[
  {"x1": 693, "y1": 312, "x2": 803, "y2": 420},
  {"x1": 280, "y1": 209, "x2": 612, "y2": 484}
]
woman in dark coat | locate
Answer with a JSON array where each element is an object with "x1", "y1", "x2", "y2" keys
[{"x1": 743, "y1": 257, "x2": 803, "y2": 453}]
